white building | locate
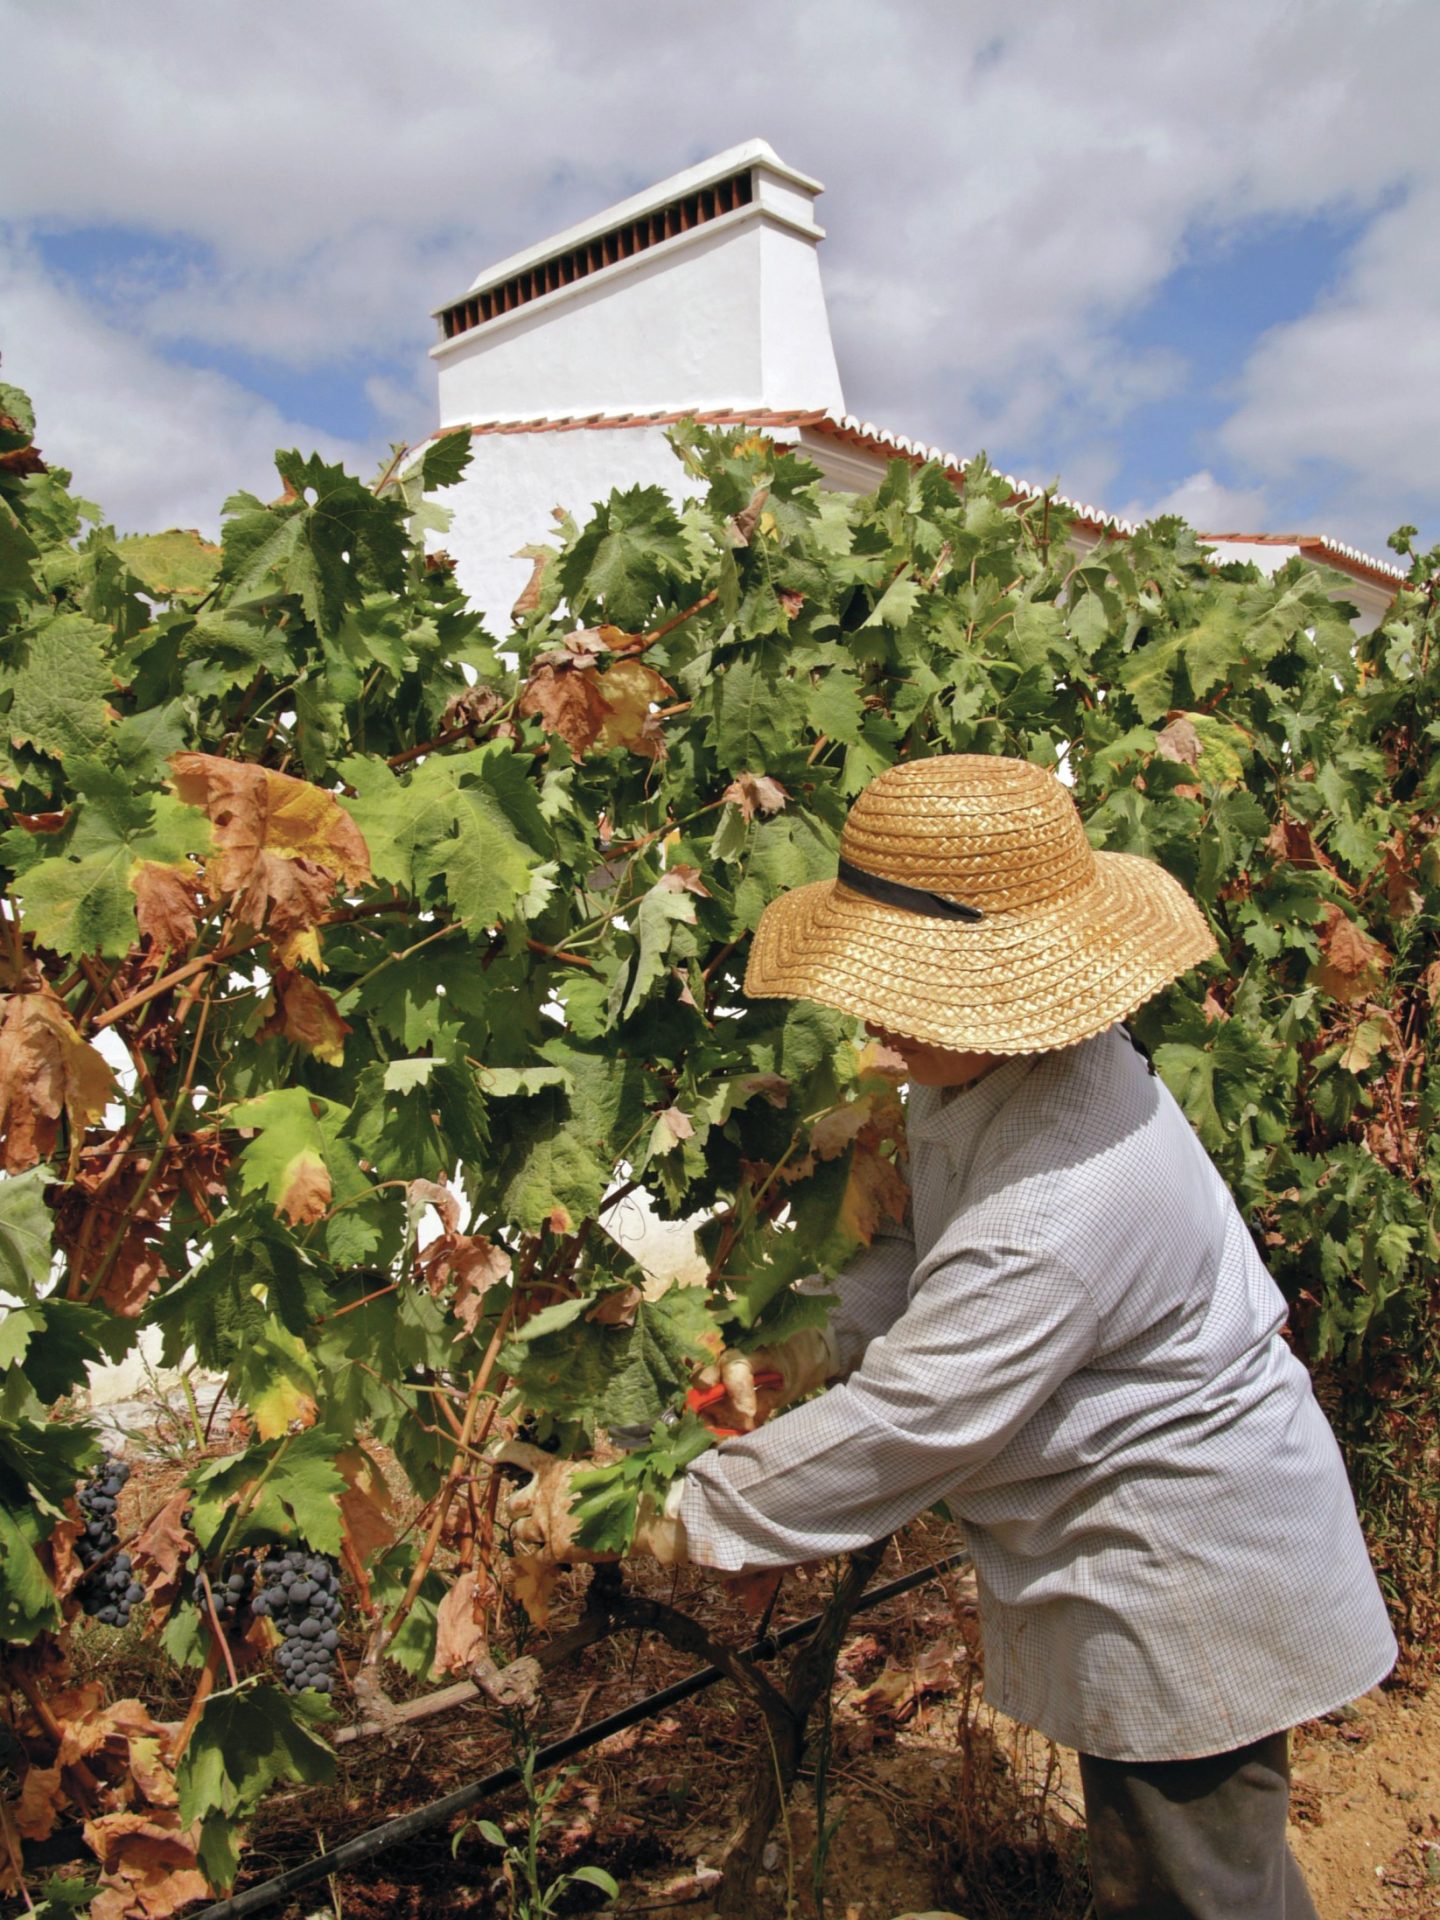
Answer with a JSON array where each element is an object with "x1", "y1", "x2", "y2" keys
[{"x1": 420, "y1": 138, "x2": 1404, "y2": 635}]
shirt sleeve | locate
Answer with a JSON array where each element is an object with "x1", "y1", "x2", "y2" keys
[
  {"x1": 679, "y1": 1234, "x2": 1100, "y2": 1573},
  {"x1": 801, "y1": 1208, "x2": 917, "y2": 1376}
]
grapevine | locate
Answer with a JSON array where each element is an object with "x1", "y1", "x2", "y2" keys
[{"x1": 0, "y1": 375, "x2": 1434, "y2": 1913}]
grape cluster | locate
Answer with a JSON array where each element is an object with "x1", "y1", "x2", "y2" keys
[
  {"x1": 76, "y1": 1457, "x2": 144, "y2": 1629},
  {"x1": 210, "y1": 1553, "x2": 257, "y2": 1625},
  {"x1": 252, "y1": 1550, "x2": 342, "y2": 1694}
]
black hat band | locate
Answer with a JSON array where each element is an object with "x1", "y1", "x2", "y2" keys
[{"x1": 836, "y1": 857, "x2": 985, "y2": 923}]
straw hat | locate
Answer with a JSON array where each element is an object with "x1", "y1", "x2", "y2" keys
[{"x1": 745, "y1": 755, "x2": 1216, "y2": 1054}]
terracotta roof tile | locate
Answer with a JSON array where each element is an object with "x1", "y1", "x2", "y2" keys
[
  {"x1": 412, "y1": 410, "x2": 1404, "y2": 592},
  {"x1": 1197, "y1": 531, "x2": 1406, "y2": 591}
]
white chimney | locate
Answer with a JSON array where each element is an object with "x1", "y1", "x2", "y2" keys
[{"x1": 431, "y1": 139, "x2": 845, "y2": 424}]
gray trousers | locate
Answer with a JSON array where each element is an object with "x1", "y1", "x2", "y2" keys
[{"x1": 1078, "y1": 1733, "x2": 1320, "y2": 1920}]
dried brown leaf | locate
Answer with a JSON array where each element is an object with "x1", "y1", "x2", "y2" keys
[
  {"x1": 47, "y1": 1509, "x2": 86, "y2": 1601},
  {"x1": 518, "y1": 660, "x2": 611, "y2": 757},
  {"x1": 1266, "y1": 812, "x2": 1343, "y2": 882},
  {"x1": 407, "y1": 1176, "x2": 461, "y2": 1237},
  {"x1": 726, "y1": 486, "x2": 769, "y2": 547},
  {"x1": 1153, "y1": 716, "x2": 1202, "y2": 767},
  {"x1": 261, "y1": 968, "x2": 351, "y2": 1066},
  {"x1": 84, "y1": 1811, "x2": 208, "y2": 1920},
  {"x1": 721, "y1": 772, "x2": 788, "y2": 821},
  {"x1": 432, "y1": 1567, "x2": 490, "y2": 1678},
  {"x1": 336, "y1": 1445, "x2": 397, "y2": 1567},
  {"x1": 421, "y1": 1232, "x2": 511, "y2": 1338},
  {"x1": 0, "y1": 990, "x2": 114, "y2": 1174},
  {"x1": 234, "y1": 852, "x2": 336, "y2": 943},
  {"x1": 15, "y1": 1762, "x2": 66, "y2": 1841},
  {"x1": 129, "y1": 862, "x2": 202, "y2": 954},
  {"x1": 1313, "y1": 904, "x2": 1391, "y2": 1006},
  {"x1": 57, "y1": 1694, "x2": 147, "y2": 1764},
  {"x1": 586, "y1": 1284, "x2": 643, "y2": 1327},
  {"x1": 449, "y1": 1237, "x2": 511, "y2": 1338},
  {"x1": 440, "y1": 684, "x2": 503, "y2": 733},
  {"x1": 509, "y1": 1551, "x2": 562, "y2": 1628},
  {"x1": 510, "y1": 545, "x2": 551, "y2": 619},
  {"x1": 95, "y1": 1236, "x2": 170, "y2": 1318},
  {"x1": 126, "y1": 1734, "x2": 180, "y2": 1809},
  {"x1": 131, "y1": 1490, "x2": 193, "y2": 1623},
  {"x1": 1380, "y1": 831, "x2": 1423, "y2": 920}
]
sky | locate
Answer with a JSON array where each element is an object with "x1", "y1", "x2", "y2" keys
[{"x1": 3, "y1": 0, "x2": 1437, "y2": 562}]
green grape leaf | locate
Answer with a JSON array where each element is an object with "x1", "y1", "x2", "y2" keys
[
  {"x1": 0, "y1": 1167, "x2": 54, "y2": 1295},
  {"x1": 178, "y1": 1684, "x2": 335, "y2": 1890}
]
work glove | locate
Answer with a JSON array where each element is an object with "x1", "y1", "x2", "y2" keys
[
  {"x1": 692, "y1": 1325, "x2": 837, "y2": 1433},
  {"x1": 492, "y1": 1440, "x2": 688, "y2": 1569}
]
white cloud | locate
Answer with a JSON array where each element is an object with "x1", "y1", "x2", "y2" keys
[
  {"x1": 1215, "y1": 181, "x2": 1440, "y2": 550},
  {"x1": 1119, "y1": 470, "x2": 1273, "y2": 534},
  {"x1": 2, "y1": 0, "x2": 1439, "y2": 546},
  {"x1": 0, "y1": 237, "x2": 373, "y2": 536}
]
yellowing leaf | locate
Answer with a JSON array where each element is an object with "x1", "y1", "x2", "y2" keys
[
  {"x1": 1339, "y1": 1014, "x2": 1394, "y2": 1075},
  {"x1": 168, "y1": 752, "x2": 370, "y2": 941},
  {"x1": 262, "y1": 969, "x2": 351, "y2": 1066},
  {"x1": 595, "y1": 658, "x2": 675, "y2": 759},
  {"x1": 840, "y1": 1138, "x2": 909, "y2": 1246},
  {"x1": 241, "y1": 1320, "x2": 319, "y2": 1439},
  {"x1": 115, "y1": 528, "x2": 222, "y2": 599},
  {"x1": 276, "y1": 1149, "x2": 331, "y2": 1225}
]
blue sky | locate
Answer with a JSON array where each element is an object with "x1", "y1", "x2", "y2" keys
[{"x1": 3, "y1": 0, "x2": 1436, "y2": 559}]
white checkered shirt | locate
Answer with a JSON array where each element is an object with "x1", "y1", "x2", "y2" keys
[{"x1": 679, "y1": 1024, "x2": 1397, "y2": 1760}]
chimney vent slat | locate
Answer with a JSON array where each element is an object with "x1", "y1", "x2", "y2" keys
[{"x1": 437, "y1": 166, "x2": 760, "y2": 342}]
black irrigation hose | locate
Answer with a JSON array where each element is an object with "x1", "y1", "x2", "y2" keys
[{"x1": 191, "y1": 1549, "x2": 971, "y2": 1920}]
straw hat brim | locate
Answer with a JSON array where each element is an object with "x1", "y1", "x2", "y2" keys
[{"x1": 744, "y1": 850, "x2": 1217, "y2": 1054}]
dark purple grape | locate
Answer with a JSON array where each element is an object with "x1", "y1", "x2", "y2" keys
[
  {"x1": 75, "y1": 1457, "x2": 141, "y2": 1628},
  {"x1": 253, "y1": 1549, "x2": 342, "y2": 1694}
]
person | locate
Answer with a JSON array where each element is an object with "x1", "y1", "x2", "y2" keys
[{"x1": 499, "y1": 754, "x2": 1396, "y2": 1920}]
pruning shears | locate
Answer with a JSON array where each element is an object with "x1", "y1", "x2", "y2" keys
[
  {"x1": 609, "y1": 1369, "x2": 785, "y2": 1451},
  {"x1": 685, "y1": 1369, "x2": 785, "y2": 1440}
]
